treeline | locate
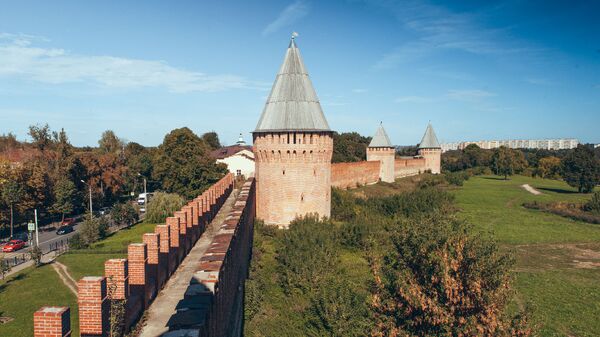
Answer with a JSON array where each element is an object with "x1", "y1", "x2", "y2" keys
[
  {"x1": 0, "y1": 125, "x2": 226, "y2": 236},
  {"x1": 443, "y1": 144, "x2": 600, "y2": 192},
  {"x1": 245, "y1": 185, "x2": 530, "y2": 336}
]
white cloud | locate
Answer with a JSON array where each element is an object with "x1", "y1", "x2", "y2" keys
[
  {"x1": 445, "y1": 89, "x2": 496, "y2": 102},
  {"x1": 0, "y1": 33, "x2": 264, "y2": 93},
  {"x1": 352, "y1": 88, "x2": 368, "y2": 93},
  {"x1": 369, "y1": 0, "x2": 542, "y2": 69},
  {"x1": 262, "y1": 1, "x2": 310, "y2": 36}
]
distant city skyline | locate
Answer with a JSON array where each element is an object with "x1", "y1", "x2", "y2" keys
[
  {"x1": 440, "y1": 138, "x2": 580, "y2": 152},
  {"x1": 1, "y1": 1, "x2": 599, "y2": 146}
]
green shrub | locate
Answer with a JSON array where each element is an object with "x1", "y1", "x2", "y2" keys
[
  {"x1": 144, "y1": 192, "x2": 185, "y2": 223},
  {"x1": 277, "y1": 215, "x2": 340, "y2": 294},
  {"x1": 584, "y1": 192, "x2": 600, "y2": 214},
  {"x1": 110, "y1": 202, "x2": 139, "y2": 226},
  {"x1": 444, "y1": 171, "x2": 469, "y2": 186}
]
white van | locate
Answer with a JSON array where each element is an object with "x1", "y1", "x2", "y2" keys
[{"x1": 137, "y1": 192, "x2": 153, "y2": 205}]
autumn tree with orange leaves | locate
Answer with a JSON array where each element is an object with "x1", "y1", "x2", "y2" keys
[{"x1": 369, "y1": 214, "x2": 531, "y2": 337}]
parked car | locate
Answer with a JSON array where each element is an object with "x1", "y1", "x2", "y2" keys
[
  {"x1": 12, "y1": 232, "x2": 29, "y2": 242},
  {"x1": 99, "y1": 207, "x2": 111, "y2": 216},
  {"x1": 2, "y1": 239, "x2": 26, "y2": 252},
  {"x1": 61, "y1": 218, "x2": 76, "y2": 226},
  {"x1": 56, "y1": 226, "x2": 74, "y2": 235}
]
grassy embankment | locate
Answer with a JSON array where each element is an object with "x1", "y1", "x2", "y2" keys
[
  {"x1": 0, "y1": 221, "x2": 158, "y2": 337},
  {"x1": 454, "y1": 175, "x2": 600, "y2": 336}
]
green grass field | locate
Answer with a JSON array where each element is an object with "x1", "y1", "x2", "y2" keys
[
  {"x1": 454, "y1": 175, "x2": 600, "y2": 336},
  {"x1": 0, "y1": 221, "x2": 158, "y2": 337}
]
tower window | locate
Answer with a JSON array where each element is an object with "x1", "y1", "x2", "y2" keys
[{"x1": 283, "y1": 169, "x2": 285, "y2": 175}]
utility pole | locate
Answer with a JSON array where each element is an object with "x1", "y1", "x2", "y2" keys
[
  {"x1": 81, "y1": 180, "x2": 93, "y2": 221},
  {"x1": 34, "y1": 209, "x2": 39, "y2": 247}
]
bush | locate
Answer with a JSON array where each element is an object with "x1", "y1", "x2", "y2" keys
[
  {"x1": 417, "y1": 174, "x2": 446, "y2": 189},
  {"x1": 110, "y1": 202, "x2": 139, "y2": 226},
  {"x1": 79, "y1": 217, "x2": 108, "y2": 247},
  {"x1": 144, "y1": 192, "x2": 185, "y2": 223},
  {"x1": 277, "y1": 215, "x2": 340, "y2": 294},
  {"x1": 584, "y1": 192, "x2": 600, "y2": 214},
  {"x1": 371, "y1": 215, "x2": 530, "y2": 336},
  {"x1": 68, "y1": 233, "x2": 86, "y2": 249},
  {"x1": 444, "y1": 171, "x2": 469, "y2": 186}
]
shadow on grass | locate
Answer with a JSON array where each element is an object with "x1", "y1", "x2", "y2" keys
[
  {"x1": 537, "y1": 187, "x2": 579, "y2": 194},
  {"x1": 0, "y1": 273, "x2": 26, "y2": 294},
  {"x1": 481, "y1": 176, "x2": 508, "y2": 181}
]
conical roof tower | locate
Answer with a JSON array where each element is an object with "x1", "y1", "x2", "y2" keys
[
  {"x1": 254, "y1": 37, "x2": 331, "y2": 132},
  {"x1": 369, "y1": 123, "x2": 394, "y2": 148},
  {"x1": 418, "y1": 123, "x2": 441, "y2": 149}
]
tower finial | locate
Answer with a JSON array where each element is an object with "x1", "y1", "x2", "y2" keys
[{"x1": 292, "y1": 31, "x2": 299, "y2": 39}]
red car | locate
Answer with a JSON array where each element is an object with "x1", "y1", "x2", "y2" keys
[
  {"x1": 61, "y1": 218, "x2": 76, "y2": 226},
  {"x1": 2, "y1": 239, "x2": 26, "y2": 252}
]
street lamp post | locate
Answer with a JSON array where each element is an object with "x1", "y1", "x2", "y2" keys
[
  {"x1": 137, "y1": 173, "x2": 147, "y2": 195},
  {"x1": 81, "y1": 180, "x2": 93, "y2": 221}
]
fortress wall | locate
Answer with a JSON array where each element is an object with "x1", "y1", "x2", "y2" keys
[
  {"x1": 331, "y1": 161, "x2": 380, "y2": 188},
  {"x1": 175, "y1": 178, "x2": 256, "y2": 337},
  {"x1": 33, "y1": 174, "x2": 236, "y2": 337},
  {"x1": 254, "y1": 132, "x2": 333, "y2": 227},
  {"x1": 394, "y1": 157, "x2": 426, "y2": 178}
]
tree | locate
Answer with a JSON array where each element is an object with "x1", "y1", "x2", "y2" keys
[
  {"x1": 29, "y1": 246, "x2": 43, "y2": 266},
  {"x1": 0, "y1": 254, "x2": 11, "y2": 279},
  {"x1": 79, "y1": 217, "x2": 108, "y2": 247},
  {"x1": 51, "y1": 178, "x2": 77, "y2": 221},
  {"x1": 491, "y1": 146, "x2": 527, "y2": 179},
  {"x1": 110, "y1": 202, "x2": 139, "y2": 227},
  {"x1": 561, "y1": 145, "x2": 600, "y2": 193},
  {"x1": 28, "y1": 123, "x2": 52, "y2": 151},
  {"x1": 1, "y1": 178, "x2": 24, "y2": 237},
  {"x1": 371, "y1": 216, "x2": 530, "y2": 336},
  {"x1": 98, "y1": 130, "x2": 124, "y2": 154},
  {"x1": 153, "y1": 128, "x2": 227, "y2": 199},
  {"x1": 584, "y1": 192, "x2": 600, "y2": 214},
  {"x1": 144, "y1": 192, "x2": 185, "y2": 223},
  {"x1": 201, "y1": 131, "x2": 221, "y2": 150},
  {"x1": 535, "y1": 156, "x2": 561, "y2": 179},
  {"x1": 332, "y1": 132, "x2": 371, "y2": 163}
]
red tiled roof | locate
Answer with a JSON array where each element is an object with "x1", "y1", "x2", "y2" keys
[{"x1": 210, "y1": 145, "x2": 253, "y2": 159}]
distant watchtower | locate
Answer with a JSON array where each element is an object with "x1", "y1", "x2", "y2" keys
[
  {"x1": 367, "y1": 123, "x2": 395, "y2": 183},
  {"x1": 418, "y1": 123, "x2": 442, "y2": 174},
  {"x1": 253, "y1": 36, "x2": 333, "y2": 227}
]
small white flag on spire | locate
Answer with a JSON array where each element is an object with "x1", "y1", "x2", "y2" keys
[{"x1": 292, "y1": 31, "x2": 299, "y2": 39}]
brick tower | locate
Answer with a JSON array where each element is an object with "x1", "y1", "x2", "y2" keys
[
  {"x1": 367, "y1": 123, "x2": 395, "y2": 183},
  {"x1": 253, "y1": 36, "x2": 333, "y2": 227},
  {"x1": 418, "y1": 123, "x2": 442, "y2": 174}
]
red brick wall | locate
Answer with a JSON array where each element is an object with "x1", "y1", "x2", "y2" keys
[
  {"x1": 254, "y1": 132, "x2": 333, "y2": 227},
  {"x1": 331, "y1": 161, "x2": 380, "y2": 188},
  {"x1": 77, "y1": 276, "x2": 109, "y2": 336},
  {"x1": 33, "y1": 174, "x2": 236, "y2": 337},
  {"x1": 34, "y1": 306, "x2": 71, "y2": 337},
  {"x1": 394, "y1": 157, "x2": 427, "y2": 178},
  {"x1": 104, "y1": 259, "x2": 128, "y2": 300}
]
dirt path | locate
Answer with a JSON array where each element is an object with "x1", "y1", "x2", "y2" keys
[
  {"x1": 521, "y1": 184, "x2": 542, "y2": 195},
  {"x1": 51, "y1": 261, "x2": 78, "y2": 295}
]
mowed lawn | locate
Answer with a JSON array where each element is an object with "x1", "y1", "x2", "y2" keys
[
  {"x1": 454, "y1": 175, "x2": 600, "y2": 336},
  {"x1": 0, "y1": 221, "x2": 158, "y2": 337}
]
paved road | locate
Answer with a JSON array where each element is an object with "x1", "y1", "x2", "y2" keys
[{"x1": 1, "y1": 223, "x2": 80, "y2": 260}]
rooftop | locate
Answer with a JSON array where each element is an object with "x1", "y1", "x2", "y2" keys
[
  {"x1": 254, "y1": 36, "x2": 331, "y2": 133},
  {"x1": 418, "y1": 123, "x2": 441, "y2": 149},
  {"x1": 368, "y1": 123, "x2": 393, "y2": 148}
]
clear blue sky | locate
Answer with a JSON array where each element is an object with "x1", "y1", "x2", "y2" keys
[{"x1": 1, "y1": 0, "x2": 599, "y2": 146}]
